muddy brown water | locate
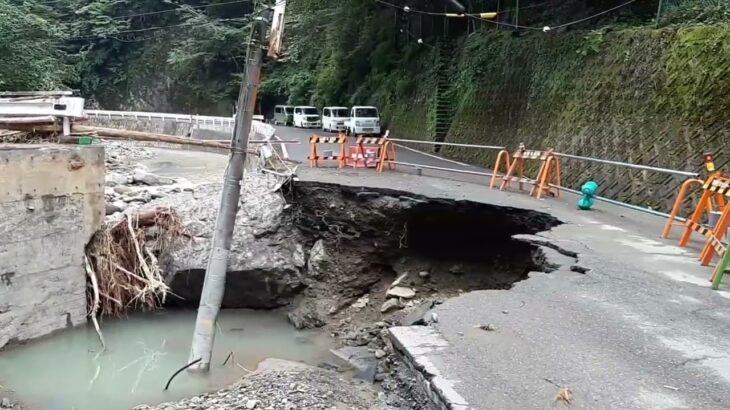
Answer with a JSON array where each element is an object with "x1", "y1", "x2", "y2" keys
[{"x1": 0, "y1": 310, "x2": 334, "y2": 410}]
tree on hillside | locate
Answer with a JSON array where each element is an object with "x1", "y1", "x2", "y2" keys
[{"x1": 0, "y1": 0, "x2": 73, "y2": 90}]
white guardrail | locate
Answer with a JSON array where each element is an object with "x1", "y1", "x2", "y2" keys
[
  {"x1": 85, "y1": 109, "x2": 286, "y2": 159},
  {"x1": 85, "y1": 110, "x2": 265, "y2": 126}
]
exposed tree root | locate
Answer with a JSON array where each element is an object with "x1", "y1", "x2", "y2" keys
[
  {"x1": 84, "y1": 255, "x2": 106, "y2": 350},
  {"x1": 85, "y1": 207, "x2": 186, "y2": 317}
]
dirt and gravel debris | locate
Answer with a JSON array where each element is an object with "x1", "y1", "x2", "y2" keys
[{"x1": 134, "y1": 358, "x2": 423, "y2": 410}]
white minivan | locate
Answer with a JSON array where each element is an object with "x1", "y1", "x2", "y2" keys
[
  {"x1": 321, "y1": 106, "x2": 349, "y2": 132},
  {"x1": 293, "y1": 106, "x2": 321, "y2": 128},
  {"x1": 273, "y1": 105, "x2": 293, "y2": 126},
  {"x1": 345, "y1": 106, "x2": 381, "y2": 136}
]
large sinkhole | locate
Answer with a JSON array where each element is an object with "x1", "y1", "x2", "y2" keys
[{"x1": 167, "y1": 181, "x2": 562, "y2": 327}]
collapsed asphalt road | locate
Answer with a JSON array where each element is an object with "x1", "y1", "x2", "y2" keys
[
  {"x1": 140, "y1": 125, "x2": 730, "y2": 408},
  {"x1": 78, "y1": 130, "x2": 730, "y2": 410}
]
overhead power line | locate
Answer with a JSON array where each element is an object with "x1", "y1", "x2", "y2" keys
[
  {"x1": 548, "y1": 0, "x2": 639, "y2": 30},
  {"x1": 374, "y1": 0, "x2": 640, "y2": 31}
]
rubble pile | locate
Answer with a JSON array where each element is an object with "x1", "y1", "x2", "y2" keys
[
  {"x1": 102, "y1": 143, "x2": 194, "y2": 217},
  {"x1": 135, "y1": 359, "x2": 384, "y2": 410}
]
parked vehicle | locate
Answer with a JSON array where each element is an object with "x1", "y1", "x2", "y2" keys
[
  {"x1": 321, "y1": 106, "x2": 349, "y2": 132},
  {"x1": 293, "y1": 106, "x2": 321, "y2": 128},
  {"x1": 345, "y1": 106, "x2": 381, "y2": 136},
  {"x1": 273, "y1": 105, "x2": 293, "y2": 126}
]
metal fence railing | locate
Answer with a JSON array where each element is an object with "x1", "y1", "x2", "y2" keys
[{"x1": 382, "y1": 137, "x2": 706, "y2": 219}]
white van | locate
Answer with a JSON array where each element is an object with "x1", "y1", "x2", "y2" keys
[
  {"x1": 321, "y1": 106, "x2": 349, "y2": 132},
  {"x1": 345, "y1": 106, "x2": 381, "y2": 136},
  {"x1": 273, "y1": 105, "x2": 293, "y2": 126},
  {"x1": 293, "y1": 106, "x2": 321, "y2": 128}
]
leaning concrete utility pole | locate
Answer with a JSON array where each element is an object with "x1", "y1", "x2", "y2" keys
[{"x1": 188, "y1": 21, "x2": 266, "y2": 373}]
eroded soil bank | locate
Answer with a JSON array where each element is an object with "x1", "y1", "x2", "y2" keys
[
  {"x1": 281, "y1": 181, "x2": 561, "y2": 330},
  {"x1": 1, "y1": 164, "x2": 565, "y2": 409},
  {"x1": 165, "y1": 180, "x2": 561, "y2": 329},
  {"x1": 158, "y1": 179, "x2": 563, "y2": 408}
]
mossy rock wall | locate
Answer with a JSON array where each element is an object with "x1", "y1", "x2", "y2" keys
[{"x1": 387, "y1": 25, "x2": 730, "y2": 212}]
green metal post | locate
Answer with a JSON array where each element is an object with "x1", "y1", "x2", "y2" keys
[
  {"x1": 711, "y1": 249, "x2": 729, "y2": 290},
  {"x1": 655, "y1": 0, "x2": 664, "y2": 27}
]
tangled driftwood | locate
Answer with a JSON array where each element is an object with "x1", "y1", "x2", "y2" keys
[{"x1": 85, "y1": 207, "x2": 186, "y2": 317}]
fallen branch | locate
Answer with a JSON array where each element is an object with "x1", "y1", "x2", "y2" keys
[
  {"x1": 235, "y1": 360, "x2": 254, "y2": 374},
  {"x1": 127, "y1": 215, "x2": 154, "y2": 284},
  {"x1": 1, "y1": 123, "x2": 260, "y2": 154},
  {"x1": 221, "y1": 352, "x2": 234, "y2": 366},
  {"x1": 84, "y1": 255, "x2": 106, "y2": 351},
  {"x1": 77, "y1": 125, "x2": 233, "y2": 150},
  {"x1": 0, "y1": 116, "x2": 56, "y2": 125}
]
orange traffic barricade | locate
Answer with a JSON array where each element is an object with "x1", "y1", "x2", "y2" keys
[
  {"x1": 495, "y1": 144, "x2": 561, "y2": 199},
  {"x1": 376, "y1": 140, "x2": 397, "y2": 173},
  {"x1": 678, "y1": 173, "x2": 730, "y2": 248},
  {"x1": 489, "y1": 149, "x2": 513, "y2": 189},
  {"x1": 696, "y1": 176, "x2": 730, "y2": 267},
  {"x1": 348, "y1": 136, "x2": 386, "y2": 168},
  {"x1": 661, "y1": 178, "x2": 707, "y2": 239},
  {"x1": 663, "y1": 153, "x2": 721, "y2": 239},
  {"x1": 308, "y1": 134, "x2": 347, "y2": 168}
]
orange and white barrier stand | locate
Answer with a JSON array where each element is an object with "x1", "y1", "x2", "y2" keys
[
  {"x1": 489, "y1": 149, "x2": 512, "y2": 189},
  {"x1": 376, "y1": 140, "x2": 397, "y2": 173},
  {"x1": 532, "y1": 150, "x2": 562, "y2": 199},
  {"x1": 661, "y1": 178, "x2": 706, "y2": 239},
  {"x1": 308, "y1": 134, "x2": 346, "y2": 168},
  {"x1": 678, "y1": 173, "x2": 730, "y2": 249},
  {"x1": 664, "y1": 154, "x2": 723, "y2": 239},
  {"x1": 349, "y1": 135, "x2": 386, "y2": 168},
  {"x1": 697, "y1": 177, "x2": 730, "y2": 267},
  {"x1": 498, "y1": 144, "x2": 561, "y2": 198}
]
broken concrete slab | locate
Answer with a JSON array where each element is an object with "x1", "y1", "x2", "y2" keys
[
  {"x1": 381, "y1": 298, "x2": 403, "y2": 313},
  {"x1": 386, "y1": 286, "x2": 416, "y2": 299},
  {"x1": 389, "y1": 326, "x2": 470, "y2": 410},
  {"x1": 330, "y1": 346, "x2": 377, "y2": 383},
  {"x1": 400, "y1": 301, "x2": 436, "y2": 326}
]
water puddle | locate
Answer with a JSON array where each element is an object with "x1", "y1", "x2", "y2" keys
[{"x1": 0, "y1": 309, "x2": 334, "y2": 410}]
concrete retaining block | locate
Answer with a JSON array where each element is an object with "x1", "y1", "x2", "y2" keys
[{"x1": 0, "y1": 145, "x2": 104, "y2": 349}]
